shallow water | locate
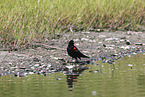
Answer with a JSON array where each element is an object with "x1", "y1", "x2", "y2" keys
[{"x1": 0, "y1": 54, "x2": 145, "y2": 97}]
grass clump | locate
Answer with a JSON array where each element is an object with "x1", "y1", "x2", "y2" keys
[{"x1": 0, "y1": 0, "x2": 145, "y2": 49}]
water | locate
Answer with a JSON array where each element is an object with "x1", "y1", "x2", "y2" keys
[{"x1": 0, "y1": 55, "x2": 145, "y2": 97}]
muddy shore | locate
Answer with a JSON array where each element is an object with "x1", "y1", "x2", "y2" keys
[{"x1": 0, "y1": 31, "x2": 145, "y2": 76}]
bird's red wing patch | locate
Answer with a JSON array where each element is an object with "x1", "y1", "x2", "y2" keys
[{"x1": 73, "y1": 47, "x2": 78, "y2": 51}]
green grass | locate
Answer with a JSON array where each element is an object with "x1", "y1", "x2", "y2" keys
[{"x1": 0, "y1": 0, "x2": 145, "y2": 48}]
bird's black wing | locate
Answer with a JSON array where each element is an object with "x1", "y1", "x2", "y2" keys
[{"x1": 72, "y1": 46, "x2": 89, "y2": 58}]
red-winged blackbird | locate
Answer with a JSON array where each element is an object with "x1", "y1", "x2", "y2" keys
[{"x1": 67, "y1": 40, "x2": 89, "y2": 60}]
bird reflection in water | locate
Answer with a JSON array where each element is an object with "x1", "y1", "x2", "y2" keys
[{"x1": 63, "y1": 63, "x2": 89, "y2": 90}]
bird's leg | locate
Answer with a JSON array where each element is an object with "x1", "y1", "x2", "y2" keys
[
  {"x1": 78, "y1": 57, "x2": 82, "y2": 63},
  {"x1": 74, "y1": 58, "x2": 79, "y2": 71},
  {"x1": 75, "y1": 58, "x2": 79, "y2": 63},
  {"x1": 71, "y1": 58, "x2": 73, "y2": 62}
]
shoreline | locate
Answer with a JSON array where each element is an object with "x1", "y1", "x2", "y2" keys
[{"x1": 0, "y1": 31, "x2": 145, "y2": 76}]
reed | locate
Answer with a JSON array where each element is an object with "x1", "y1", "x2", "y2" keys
[{"x1": 0, "y1": 0, "x2": 144, "y2": 48}]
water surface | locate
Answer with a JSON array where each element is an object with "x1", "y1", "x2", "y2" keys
[{"x1": 0, "y1": 54, "x2": 145, "y2": 97}]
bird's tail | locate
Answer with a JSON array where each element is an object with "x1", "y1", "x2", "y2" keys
[{"x1": 81, "y1": 54, "x2": 89, "y2": 58}]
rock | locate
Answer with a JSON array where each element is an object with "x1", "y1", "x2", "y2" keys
[
  {"x1": 66, "y1": 65, "x2": 74, "y2": 70},
  {"x1": 120, "y1": 46, "x2": 130, "y2": 50},
  {"x1": 125, "y1": 40, "x2": 131, "y2": 45},
  {"x1": 34, "y1": 64, "x2": 40, "y2": 67},
  {"x1": 19, "y1": 67, "x2": 26, "y2": 69},
  {"x1": 135, "y1": 43, "x2": 143, "y2": 46},
  {"x1": 127, "y1": 64, "x2": 133, "y2": 66}
]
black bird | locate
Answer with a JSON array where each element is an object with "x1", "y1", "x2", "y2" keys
[{"x1": 67, "y1": 40, "x2": 89, "y2": 60}]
